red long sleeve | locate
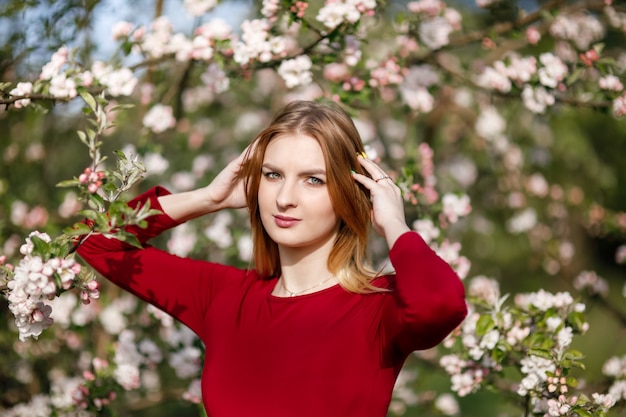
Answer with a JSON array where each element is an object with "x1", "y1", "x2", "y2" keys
[{"x1": 77, "y1": 186, "x2": 467, "y2": 417}]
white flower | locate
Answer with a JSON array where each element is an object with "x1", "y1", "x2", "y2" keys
[
  {"x1": 49, "y1": 73, "x2": 77, "y2": 98},
  {"x1": 183, "y1": 378, "x2": 203, "y2": 404},
  {"x1": 143, "y1": 104, "x2": 176, "y2": 133},
  {"x1": 114, "y1": 363, "x2": 141, "y2": 390},
  {"x1": 434, "y1": 393, "x2": 460, "y2": 415},
  {"x1": 183, "y1": 0, "x2": 218, "y2": 16},
  {"x1": 556, "y1": 326, "x2": 573, "y2": 348},
  {"x1": 475, "y1": 65, "x2": 511, "y2": 93},
  {"x1": 479, "y1": 329, "x2": 499, "y2": 350},
  {"x1": 538, "y1": 53, "x2": 568, "y2": 88},
  {"x1": 546, "y1": 396, "x2": 571, "y2": 416},
  {"x1": 506, "y1": 208, "x2": 537, "y2": 233},
  {"x1": 278, "y1": 55, "x2": 313, "y2": 88},
  {"x1": 468, "y1": 275, "x2": 500, "y2": 305},
  {"x1": 602, "y1": 356, "x2": 626, "y2": 378},
  {"x1": 546, "y1": 317, "x2": 562, "y2": 332},
  {"x1": 413, "y1": 219, "x2": 440, "y2": 244},
  {"x1": 592, "y1": 393, "x2": 616, "y2": 409},
  {"x1": 400, "y1": 86, "x2": 434, "y2": 113},
  {"x1": 143, "y1": 152, "x2": 170, "y2": 176},
  {"x1": 612, "y1": 94, "x2": 626, "y2": 118},
  {"x1": 442, "y1": 193, "x2": 471, "y2": 223},
  {"x1": 599, "y1": 75, "x2": 624, "y2": 92},
  {"x1": 317, "y1": 2, "x2": 353, "y2": 29},
  {"x1": 237, "y1": 234, "x2": 254, "y2": 262},
  {"x1": 204, "y1": 211, "x2": 234, "y2": 249},
  {"x1": 100, "y1": 303, "x2": 128, "y2": 335},
  {"x1": 475, "y1": 106, "x2": 506, "y2": 141},
  {"x1": 201, "y1": 64, "x2": 230, "y2": 93},
  {"x1": 169, "y1": 346, "x2": 202, "y2": 379},
  {"x1": 522, "y1": 85, "x2": 555, "y2": 114},
  {"x1": 168, "y1": 223, "x2": 197, "y2": 256},
  {"x1": 111, "y1": 21, "x2": 134, "y2": 39},
  {"x1": 419, "y1": 17, "x2": 453, "y2": 50},
  {"x1": 9, "y1": 82, "x2": 33, "y2": 108},
  {"x1": 517, "y1": 373, "x2": 540, "y2": 396}
]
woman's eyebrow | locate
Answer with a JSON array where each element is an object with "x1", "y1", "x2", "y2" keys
[{"x1": 262, "y1": 163, "x2": 326, "y2": 176}]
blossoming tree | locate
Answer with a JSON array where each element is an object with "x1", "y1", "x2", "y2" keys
[{"x1": 1, "y1": 0, "x2": 625, "y2": 416}]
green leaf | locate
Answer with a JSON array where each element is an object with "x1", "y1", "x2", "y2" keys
[
  {"x1": 78, "y1": 87, "x2": 97, "y2": 112},
  {"x1": 62, "y1": 222, "x2": 92, "y2": 236},
  {"x1": 30, "y1": 235, "x2": 52, "y2": 257},
  {"x1": 574, "y1": 409, "x2": 593, "y2": 417},
  {"x1": 77, "y1": 210, "x2": 99, "y2": 221},
  {"x1": 56, "y1": 179, "x2": 80, "y2": 188},
  {"x1": 566, "y1": 68, "x2": 583, "y2": 85},
  {"x1": 475, "y1": 314, "x2": 495, "y2": 336},
  {"x1": 528, "y1": 349, "x2": 552, "y2": 360}
]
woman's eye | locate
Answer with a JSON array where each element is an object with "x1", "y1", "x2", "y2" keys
[
  {"x1": 306, "y1": 176, "x2": 325, "y2": 186},
  {"x1": 264, "y1": 171, "x2": 280, "y2": 180}
]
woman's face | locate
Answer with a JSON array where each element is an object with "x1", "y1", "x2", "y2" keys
[{"x1": 258, "y1": 133, "x2": 339, "y2": 252}]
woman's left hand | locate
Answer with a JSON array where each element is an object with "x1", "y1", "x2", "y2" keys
[{"x1": 352, "y1": 156, "x2": 411, "y2": 248}]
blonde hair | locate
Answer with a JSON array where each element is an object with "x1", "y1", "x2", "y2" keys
[{"x1": 238, "y1": 100, "x2": 382, "y2": 293}]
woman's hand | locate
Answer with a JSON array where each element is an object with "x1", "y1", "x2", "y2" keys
[
  {"x1": 204, "y1": 146, "x2": 250, "y2": 212},
  {"x1": 351, "y1": 156, "x2": 410, "y2": 248},
  {"x1": 158, "y1": 147, "x2": 251, "y2": 222}
]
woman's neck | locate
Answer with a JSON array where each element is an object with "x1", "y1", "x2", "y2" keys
[{"x1": 275, "y1": 236, "x2": 337, "y2": 295}]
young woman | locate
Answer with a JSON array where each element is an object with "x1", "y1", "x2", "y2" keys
[{"x1": 77, "y1": 100, "x2": 467, "y2": 416}]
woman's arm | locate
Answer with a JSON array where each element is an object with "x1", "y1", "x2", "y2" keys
[
  {"x1": 352, "y1": 157, "x2": 467, "y2": 355},
  {"x1": 77, "y1": 148, "x2": 252, "y2": 340},
  {"x1": 384, "y1": 231, "x2": 467, "y2": 354},
  {"x1": 76, "y1": 187, "x2": 247, "y2": 341},
  {"x1": 158, "y1": 147, "x2": 249, "y2": 222}
]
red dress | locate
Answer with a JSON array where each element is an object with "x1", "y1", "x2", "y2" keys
[{"x1": 77, "y1": 186, "x2": 467, "y2": 417}]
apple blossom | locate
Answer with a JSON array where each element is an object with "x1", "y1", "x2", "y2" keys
[{"x1": 142, "y1": 104, "x2": 176, "y2": 133}]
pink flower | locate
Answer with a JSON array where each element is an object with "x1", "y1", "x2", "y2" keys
[{"x1": 526, "y1": 27, "x2": 541, "y2": 44}]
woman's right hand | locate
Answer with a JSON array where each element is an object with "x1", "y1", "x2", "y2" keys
[
  {"x1": 204, "y1": 146, "x2": 250, "y2": 211},
  {"x1": 158, "y1": 146, "x2": 251, "y2": 222}
]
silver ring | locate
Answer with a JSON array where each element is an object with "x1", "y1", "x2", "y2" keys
[{"x1": 375, "y1": 175, "x2": 391, "y2": 182}]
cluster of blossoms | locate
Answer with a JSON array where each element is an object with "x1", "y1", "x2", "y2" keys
[
  {"x1": 399, "y1": 65, "x2": 439, "y2": 113},
  {"x1": 142, "y1": 104, "x2": 176, "y2": 134},
  {"x1": 3, "y1": 232, "x2": 99, "y2": 341},
  {"x1": 438, "y1": 277, "x2": 623, "y2": 415},
  {"x1": 407, "y1": 0, "x2": 462, "y2": 50},
  {"x1": 78, "y1": 167, "x2": 106, "y2": 194},
  {"x1": 476, "y1": 52, "x2": 568, "y2": 114},
  {"x1": 603, "y1": 355, "x2": 626, "y2": 404},
  {"x1": 233, "y1": 18, "x2": 287, "y2": 65},
  {"x1": 7, "y1": 44, "x2": 138, "y2": 109},
  {"x1": 316, "y1": 0, "x2": 376, "y2": 29}
]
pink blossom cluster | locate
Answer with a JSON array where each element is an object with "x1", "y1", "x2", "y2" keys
[
  {"x1": 417, "y1": 142, "x2": 438, "y2": 204},
  {"x1": 408, "y1": 0, "x2": 462, "y2": 50},
  {"x1": 10, "y1": 201, "x2": 49, "y2": 229},
  {"x1": 4, "y1": 231, "x2": 100, "y2": 341},
  {"x1": 368, "y1": 57, "x2": 405, "y2": 88},
  {"x1": 78, "y1": 167, "x2": 105, "y2": 193},
  {"x1": 573, "y1": 270, "x2": 609, "y2": 297}
]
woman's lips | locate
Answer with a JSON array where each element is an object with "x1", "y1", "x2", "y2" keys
[{"x1": 273, "y1": 215, "x2": 301, "y2": 228}]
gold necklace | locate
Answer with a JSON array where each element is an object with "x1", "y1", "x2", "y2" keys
[{"x1": 280, "y1": 276, "x2": 336, "y2": 297}]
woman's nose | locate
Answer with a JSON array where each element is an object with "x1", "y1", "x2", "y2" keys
[{"x1": 276, "y1": 181, "x2": 298, "y2": 209}]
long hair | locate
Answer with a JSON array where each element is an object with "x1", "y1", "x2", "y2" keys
[{"x1": 238, "y1": 100, "x2": 382, "y2": 293}]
